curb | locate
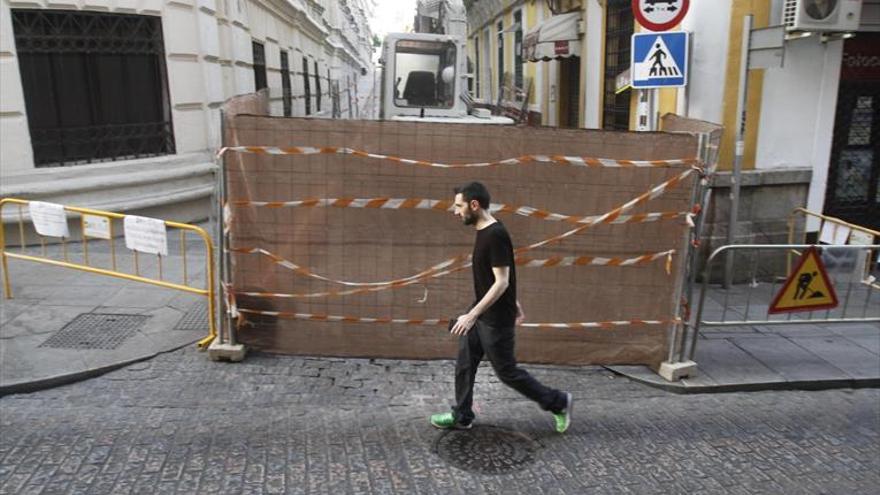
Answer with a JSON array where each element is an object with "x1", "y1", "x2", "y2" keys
[
  {"x1": 0, "y1": 339, "x2": 200, "y2": 397},
  {"x1": 605, "y1": 366, "x2": 880, "y2": 394}
]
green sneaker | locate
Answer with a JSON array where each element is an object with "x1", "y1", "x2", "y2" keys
[
  {"x1": 430, "y1": 412, "x2": 472, "y2": 430},
  {"x1": 552, "y1": 392, "x2": 573, "y2": 433}
]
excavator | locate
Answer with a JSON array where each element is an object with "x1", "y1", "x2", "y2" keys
[{"x1": 378, "y1": 0, "x2": 514, "y2": 124}]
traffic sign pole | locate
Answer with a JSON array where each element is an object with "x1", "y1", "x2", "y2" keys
[{"x1": 724, "y1": 15, "x2": 752, "y2": 289}]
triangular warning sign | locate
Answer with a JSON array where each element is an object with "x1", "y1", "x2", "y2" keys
[
  {"x1": 768, "y1": 247, "x2": 839, "y2": 314},
  {"x1": 634, "y1": 36, "x2": 682, "y2": 81}
]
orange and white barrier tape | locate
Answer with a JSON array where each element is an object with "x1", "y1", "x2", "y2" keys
[
  {"x1": 218, "y1": 145, "x2": 700, "y2": 170},
  {"x1": 228, "y1": 197, "x2": 686, "y2": 226},
  {"x1": 520, "y1": 319, "x2": 680, "y2": 329},
  {"x1": 227, "y1": 248, "x2": 470, "y2": 287},
  {"x1": 515, "y1": 168, "x2": 694, "y2": 253},
  {"x1": 227, "y1": 169, "x2": 693, "y2": 289},
  {"x1": 516, "y1": 250, "x2": 674, "y2": 269},
  {"x1": 234, "y1": 308, "x2": 678, "y2": 329},
  {"x1": 228, "y1": 250, "x2": 675, "y2": 299}
]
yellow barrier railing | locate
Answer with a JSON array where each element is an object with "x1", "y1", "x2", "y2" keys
[
  {"x1": 787, "y1": 207, "x2": 879, "y2": 283},
  {"x1": 0, "y1": 198, "x2": 216, "y2": 348}
]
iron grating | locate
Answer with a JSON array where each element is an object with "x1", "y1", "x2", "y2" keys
[
  {"x1": 175, "y1": 302, "x2": 208, "y2": 331},
  {"x1": 40, "y1": 313, "x2": 149, "y2": 350},
  {"x1": 434, "y1": 425, "x2": 540, "y2": 474}
]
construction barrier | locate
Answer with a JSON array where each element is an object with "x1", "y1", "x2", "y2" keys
[
  {"x1": 0, "y1": 198, "x2": 217, "y2": 348},
  {"x1": 218, "y1": 100, "x2": 703, "y2": 367},
  {"x1": 787, "y1": 207, "x2": 879, "y2": 282}
]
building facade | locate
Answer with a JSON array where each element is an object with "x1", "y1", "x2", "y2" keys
[
  {"x1": 0, "y1": 0, "x2": 374, "y2": 224},
  {"x1": 466, "y1": 0, "x2": 880, "y2": 238}
]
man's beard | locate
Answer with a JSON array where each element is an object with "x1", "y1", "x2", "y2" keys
[{"x1": 462, "y1": 210, "x2": 477, "y2": 226}]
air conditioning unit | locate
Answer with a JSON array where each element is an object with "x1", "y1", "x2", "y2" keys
[{"x1": 782, "y1": 0, "x2": 862, "y2": 32}]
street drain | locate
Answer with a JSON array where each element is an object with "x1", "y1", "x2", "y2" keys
[
  {"x1": 434, "y1": 425, "x2": 540, "y2": 474},
  {"x1": 39, "y1": 313, "x2": 149, "y2": 350},
  {"x1": 175, "y1": 301, "x2": 208, "y2": 331}
]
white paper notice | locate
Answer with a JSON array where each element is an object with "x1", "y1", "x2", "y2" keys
[
  {"x1": 124, "y1": 215, "x2": 168, "y2": 256},
  {"x1": 819, "y1": 222, "x2": 851, "y2": 245},
  {"x1": 848, "y1": 230, "x2": 875, "y2": 246},
  {"x1": 28, "y1": 201, "x2": 69, "y2": 238},
  {"x1": 83, "y1": 214, "x2": 112, "y2": 240}
]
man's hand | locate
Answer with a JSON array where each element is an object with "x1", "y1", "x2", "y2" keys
[
  {"x1": 450, "y1": 312, "x2": 477, "y2": 336},
  {"x1": 515, "y1": 301, "x2": 525, "y2": 326}
]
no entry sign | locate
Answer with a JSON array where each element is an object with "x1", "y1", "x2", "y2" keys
[{"x1": 632, "y1": 0, "x2": 690, "y2": 32}]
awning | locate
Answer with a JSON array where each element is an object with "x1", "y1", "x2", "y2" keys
[{"x1": 522, "y1": 12, "x2": 582, "y2": 62}]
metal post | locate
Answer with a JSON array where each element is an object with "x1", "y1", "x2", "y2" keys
[
  {"x1": 724, "y1": 15, "x2": 753, "y2": 289},
  {"x1": 678, "y1": 134, "x2": 714, "y2": 361},
  {"x1": 668, "y1": 133, "x2": 705, "y2": 364},
  {"x1": 218, "y1": 110, "x2": 232, "y2": 346}
]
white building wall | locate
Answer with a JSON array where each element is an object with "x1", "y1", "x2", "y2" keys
[
  {"x1": 679, "y1": 0, "x2": 732, "y2": 125},
  {"x1": 755, "y1": 37, "x2": 843, "y2": 225},
  {"x1": 0, "y1": 0, "x2": 374, "y2": 223},
  {"x1": 0, "y1": 0, "x2": 33, "y2": 175},
  {"x1": 583, "y1": 0, "x2": 602, "y2": 128}
]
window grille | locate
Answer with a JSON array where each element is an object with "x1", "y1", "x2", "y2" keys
[
  {"x1": 603, "y1": 0, "x2": 633, "y2": 131},
  {"x1": 252, "y1": 41, "x2": 267, "y2": 91},
  {"x1": 12, "y1": 9, "x2": 175, "y2": 167},
  {"x1": 303, "y1": 58, "x2": 311, "y2": 115},
  {"x1": 281, "y1": 51, "x2": 292, "y2": 117}
]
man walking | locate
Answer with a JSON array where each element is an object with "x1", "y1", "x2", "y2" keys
[{"x1": 430, "y1": 182, "x2": 573, "y2": 433}]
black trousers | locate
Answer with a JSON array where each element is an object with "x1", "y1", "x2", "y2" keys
[{"x1": 453, "y1": 319, "x2": 566, "y2": 424}]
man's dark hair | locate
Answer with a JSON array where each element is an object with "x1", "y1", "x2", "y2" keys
[{"x1": 454, "y1": 182, "x2": 490, "y2": 209}]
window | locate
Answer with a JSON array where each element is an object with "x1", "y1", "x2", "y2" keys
[
  {"x1": 303, "y1": 57, "x2": 311, "y2": 115},
  {"x1": 280, "y1": 50, "x2": 291, "y2": 117},
  {"x1": 12, "y1": 9, "x2": 174, "y2": 167},
  {"x1": 252, "y1": 41, "x2": 267, "y2": 91},
  {"x1": 314, "y1": 61, "x2": 321, "y2": 113},
  {"x1": 603, "y1": 1, "x2": 634, "y2": 130},
  {"x1": 474, "y1": 36, "x2": 480, "y2": 98},
  {"x1": 393, "y1": 39, "x2": 456, "y2": 108},
  {"x1": 514, "y1": 10, "x2": 523, "y2": 93},
  {"x1": 497, "y1": 21, "x2": 504, "y2": 91}
]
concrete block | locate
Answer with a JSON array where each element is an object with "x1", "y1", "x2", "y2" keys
[
  {"x1": 82, "y1": 0, "x2": 112, "y2": 10},
  {"x1": 658, "y1": 360, "x2": 697, "y2": 382},
  {"x1": 0, "y1": 4, "x2": 19, "y2": 54},
  {"x1": 170, "y1": 106, "x2": 208, "y2": 153},
  {"x1": 207, "y1": 340, "x2": 246, "y2": 362},
  {"x1": 0, "y1": 114, "x2": 34, "y2": 174},
  {"x1": 114, "y1": 0, "x2": 139, "y2": 11},
  {"x1": 164, "y1": 5, "x2": 200, "y2": 54},
  {"x1": 167, "y1": 58, "x2": 205, "y2": 105},
  {"x1": 139, "y1": 0, "x2": 162, "y2": 14}
]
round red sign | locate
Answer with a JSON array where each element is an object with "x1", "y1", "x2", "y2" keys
[{"x1": 632, "y1": 0, "x2": 690, "y2": 32}]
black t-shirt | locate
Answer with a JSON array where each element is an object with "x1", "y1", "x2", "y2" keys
[{"x1": 471, "y1": 221, "x2": 517, "y2": 328}]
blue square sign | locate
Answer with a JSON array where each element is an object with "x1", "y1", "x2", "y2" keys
[{"x1": 632, "y1": 31, "x2": 689, "y2": 89}]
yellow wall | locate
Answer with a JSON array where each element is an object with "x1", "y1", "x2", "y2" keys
[
  {"x1": 526, "y1": 2, "x2": 537, "y2": 105},
  {"x1": 718, "y1": 0, "x2": 769, "y2": 170}
]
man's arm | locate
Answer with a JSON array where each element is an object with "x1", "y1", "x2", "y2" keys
[{"x1": 450, "y1": 266, "x2": 509, "y2": 336}]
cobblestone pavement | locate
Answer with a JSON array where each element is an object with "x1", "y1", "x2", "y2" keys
[{"x1": 1, "y1": 348, "x2": 878, "y2": 494}]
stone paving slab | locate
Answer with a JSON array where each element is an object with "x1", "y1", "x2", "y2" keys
[
  {"x1": 732, "y1": 335, "x2": 851, "y2": 382},
  {"x1": 793, "y1": 336, "x2": 880, "y2": 379}
]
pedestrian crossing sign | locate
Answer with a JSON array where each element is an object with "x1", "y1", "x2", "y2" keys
[
  {"x1": 768, "y1": 247, "x2": 839, "y2": 314},
  {"x1": 631, "y1": 31, "x2": 688, "y2": 88}
]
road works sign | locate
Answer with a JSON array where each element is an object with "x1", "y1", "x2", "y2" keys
[
  {"x1": 632, "y1": 31, "x2": 688, "y2": 88},
  {"x1": 632, "y1": 0, "x2": 690, "y2": 32},
  {"x1": 769, "y1": 247, "x2": 839, "y2": 314}
]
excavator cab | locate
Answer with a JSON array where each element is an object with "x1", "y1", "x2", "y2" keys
[{"x1": 380, "y1": 33, "x2": 512, "y2": 124}]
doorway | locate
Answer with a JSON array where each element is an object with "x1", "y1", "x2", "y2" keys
[{"x1": 825, "y1": 34, "x2": 880, "y2": 230}]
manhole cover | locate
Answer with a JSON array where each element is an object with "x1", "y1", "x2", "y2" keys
[
  {"x1": 175, "y1": 302, "x2": 208, "y2": 331},
  {"x1": 40, "y1": 313, "x2": 149, "y2": 350},
  {"x1": 434, "y1": 425, "x2": 540, "y2": 474}
]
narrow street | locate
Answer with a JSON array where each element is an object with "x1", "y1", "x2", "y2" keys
[{"x1": 1, "y1": 348, "x2": 878, "y2": 494}]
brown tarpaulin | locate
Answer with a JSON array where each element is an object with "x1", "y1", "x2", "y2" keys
[{"x1": 221, "y1": 109, "x2": 699, "y2": 369}]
